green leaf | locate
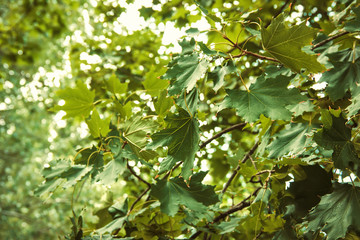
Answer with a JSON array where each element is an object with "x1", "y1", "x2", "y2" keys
[
  {"x1": 97, "y1": 199, "x2": 129, "y2": 234},
  {"x1": 320, "y1": 61, "x2": 360, "y2": 101},
  {"x1": 285, "y1": 100, "x2": 315, "y2": 117},
  {"x1": 121, "y1": 115, "x2": 158, "y2": 161},
  {"x1": 178, "y1": 38, "x2": 196, "y2": 55},
  {"x1": 348, "y1": 87, "x2": 360, "y2": 116},
  {"x1": 95, "y1": 157, "x2": 126, "y2": 186},
  {"x1": 216, "y1": 217, "x2": 241, "y2": 234},
  {"x1": 147, "y1": 108, "x2": 200, "y2": 179},
  {"x1": 86, "y1": 109, "x2": 111, "y2": 138},
  {"x1": 208, "y1": 61, "x2": 236, "y2": 92},
  {"x1": 162, "y1": 54, "x2": 208, "y2": 96},
  {"x1": 154, "y1": 90, "x2": 173, "y2": 117},
  {"x1": 150, "y1": 171, "x2": 219, "y2": 216},
  {"x1": 35, "y1": 159, "x2": 92, "y2": 196},
  {"x1": 106, "y1": 73, "x2": 128, "y2": 96},
  {"x1": 314, "y1": 114, "x2": 360, "y2": 172},
  {"x1": 268, "y1": 123, "x2": 314, "y2": 158},
  {"x1": 221, "y1": 75, "x2": 306, "y2": 122},
  {"x1": 285, "y1": 164, "x2": 332, "y2": 220},
  {"x1": 261, "y1": 14, "x2": 324, "y2": 73},
  {"x1": 52, "y1": 80, "x2": 95, "y2": 118},
  {"x1": 344, "y1": 6, "x2": 360, "y2": 32},
  {"x1": 143, "y1": 65, "x2": 168, "y2": 97},
  {"x1": 175, "y1": 87, "x2": 199, "y2": 116},
  {"x1": 305, "y1": 182, "x2": 360, "y2": 240}
]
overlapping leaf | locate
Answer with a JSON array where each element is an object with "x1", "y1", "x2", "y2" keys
[
  {"x1": 51, "y1": 80, "x2": 95, "y2": 118},
  {"x1": 344, "y1": 6, "x2": 360, "y2": 32},
  {"x1": 305, "y1": 182, "x2": 360, "y2": 240},
  {"x1": 150, "y1": 171, "x2": 219, "y2": 216},
  {"x1": 320, "y1": 47, "x2": 360, "y2": 101},
  {"x1": 261, "y1": 14, "x2": 324, "y2": 73},
  {"x1": 208, "y1": 61, "x2": 237, "y2": 92},
  {"x1": 147, "y1": 108, "x2": 199, "y2": 179},
  {"x1": 86, "y1": 109, "x2": 111, "y2": 138},
  {"x1": 121, "y1": 115, "x2": 158, "y2": 161},
  {"x1": 314, "y1": 114, "x2": 360, "y2": 171},
  {"x1": 106, "y1": 73, "x2": 128, "y2": 96},
  {"x1": 35, "y1": 159, "x2": 92, "y2": 196},
  {"x1": 268, "y1": 123, "x2": 314, "y2": 158},
  {"x1": 162, "y1": 53, "x2": 208, "y2": 96},
  {"x1": 221, "y1": 75, "x2": 306, "y2": 122}
]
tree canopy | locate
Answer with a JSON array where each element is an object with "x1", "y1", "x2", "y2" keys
[{"x1": 2, "y1": 0, "x2": 360, "y2": 239}]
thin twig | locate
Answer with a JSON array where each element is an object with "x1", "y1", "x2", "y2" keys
[
  {"x1": 200, "y1": 123, "x2": 247, "y2": 149},
  {"x1": 127, "y1": 160, "x2": 151, "y2": 188},
  {"x1": 222, "y1": 142, "x2": 260, "y2": 194},
  {"x1": 265, "y1": 0, "x2": 292, "y2": 27},
  {"x1": 311, "y1": 31, "x2": 350, "y2": 50}
]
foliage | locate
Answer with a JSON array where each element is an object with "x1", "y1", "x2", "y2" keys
[{"x1": 3, "y1": 0, "x2": 360, "y2": 239}]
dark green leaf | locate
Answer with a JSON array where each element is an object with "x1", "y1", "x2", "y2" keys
[
  {"x1": 150, "y1": 171, "x2": 219, "y2": 216},
  {"x1": 261, "y1": 14, "x2": 324, "y2": 73},
  {"x1": 147, "y1": 108, "x2": 199, "y2": 179},
  {"x1": 314, "y1": 114, "x2": 360, "y2": 172},
  {"x1": 221, "y1": 75, "x2": 306, "y2": 122},
  {"x1": 162, "y1": 54, "x2": 208, "y2": 96},
  {"x1": 305, "y1": 182, "x2": 360, "y2": 240},
  {"x1": 268, "y1": 123, "x2": 314, "y2": 158}
]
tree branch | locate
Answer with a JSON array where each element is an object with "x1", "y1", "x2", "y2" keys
[
  {"x1": 128, "y1": 187, "x2": 150, "y2": 213},
  {"x1": 200, "y1": 123, "x2": 247, "y2": 149},
  {"x1": 189, "y1": 187, "x2": 262, "y2": 239},
  {"x1": 127, "y1": 160, "x2": 151, "y2": 188},
  {"x1": 222, "y1": 141, "x2": 259, "y2": 194},
  {"x1": 311, "y1": 31, "x2": 350, "y2": 50},
  {"x1": 126, "y1": 160, "x2": 152, "y2": 211}
]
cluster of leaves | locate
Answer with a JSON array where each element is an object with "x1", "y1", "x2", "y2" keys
[{"x1": 27, "y1": 0, "x2": 360, "y2": 239}]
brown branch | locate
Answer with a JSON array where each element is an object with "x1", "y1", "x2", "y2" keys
[
  {"x1": 311, "y1": 31, "x2": 350, "y2": 50},
  {"x1": 200, "y1": 123, "x2": 247, "y2": 149},
  {"x1": 222, "y1": 141, "x2": 260, "y2": 194},
  {"x1": 189, "y1": 187, "x2": 262, "y2": 239},
  {"x1": 128, "y1": 187, "x2": 150, "y2": 213},
  {"x1": 127, "y1": 161, "x2": 151, "y2": 188},
  {"x1": 223, "y1": 36, "x2": 280, "y2": 63}
]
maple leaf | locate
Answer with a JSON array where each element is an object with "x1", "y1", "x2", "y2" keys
[
  {"x1": 35, "y1": 159, "x2": 92, "y2": 196},
  {"x1": 86, "y1": 109, "x2": 111, "y2": 138},
  {"x1": 314, "y1": 114, "x2": 360, "y2": 172},
  {"x1": 175, "y1": 87, "x2": 199, "y2": 116},
  {"x1": 319, "y1": 47, "x2": 360, "y2": 101},
  {"x1": 261, "y1": 13, "x2": 325, "y2": 73},
  {"x1": 105, "y1": 73, "x2": 128, "y2": 96},
  {"x1": 147, "y1": 107, "x2": 199, "y2": 179},
  {"x1": 162, "y1": 53, "x2": 208, "y2": 96},
  {"x1": 121, "y1": 116, "x2": 158, "y2": 161},
  {"x1": 344, "y1": 6, "x2": 360, "y2": 32},
  {"x1": 51, "y1": 80, "x2": 95, "y2": 118},
  {"x1": 221, "y1": 75, "x2": 306, "y2": 122},
  {"x1": 347, "y1": 87, "x2": 360, "y2": 116},
  {"x1": 150, "y1": 171, "x2": 219, "y2": 216},
  {"x1": 305, "y1": 182, "x2": 360, "y2": 240},
  {"x1": 268, "y1": 123, "x2": 314, "y2": 158}
]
